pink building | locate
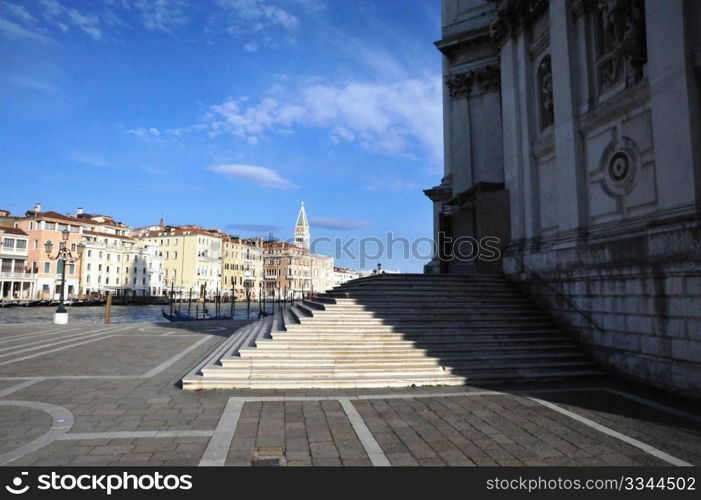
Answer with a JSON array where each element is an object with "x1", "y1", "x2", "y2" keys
[{"x1": 17, "y1": 204, "x2": 89, "y2": 299}]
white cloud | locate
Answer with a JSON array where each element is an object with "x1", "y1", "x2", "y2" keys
[
  {"x1": 200, "y1": 77, "x2": 443, "y2": 161},
  {"x1": 127, "y1": 127, "x2": 161, "y2": 140},
  {"x1": 0, "y1": 17, "x2": 53, "y2": 44},
  {"x1": 37, "y1": 0, "x2": 103, "y2": 40},
  {"x1": 2, "y1": 3, "x2": 37, "y2": 24},
  {"x1": 308, "y1": 216, "x2": 369, "y2": 230},
  {"x1": 217, "y1": 0, "x2": 299, "y2": 33},
  {"x1": 67, "y1": 9, "x2": 102, "y2": 40},
  {"x1": 243, "y1": 41, "x2": 258, "y2": 52},
  {"x1": 207, "y1": 164, "x2": 297, "y2": 189},
  {"x1": 132, "y1": 0, "x2": 187, "y2": 32}
]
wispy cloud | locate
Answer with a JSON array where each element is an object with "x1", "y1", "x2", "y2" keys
[
  {"x1": 132, "y1": 0, "x2": 187, "y2": 32},
  {"x1": 207, "y1": 164, "x2": 297, "y2": 189},
  {"x1": 309, "y1": 216, "x2": 369, "y2": 230},
  {"x1": 2, "y1": 2, "x2": 37, "y2": 24},
  {"x1": 127, "y1": 127, "x2": 162, "y2": 140},
  {"x1": 39, "y1": 0, "x2": 103, "y2": 40},
  {"x1": 67, "y1": 9, "x2": 102, "y2": 39},
  {"x1": 216, "y1": 0, "x2": 299, "y2": 34},
  {"x1": 0, "y1": 17, "x2": 53, "y2": 44}
]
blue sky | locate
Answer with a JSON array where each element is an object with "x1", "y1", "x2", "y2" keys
[{"x1": 0, "y1": 0, "x2": 443, "y2": 272}]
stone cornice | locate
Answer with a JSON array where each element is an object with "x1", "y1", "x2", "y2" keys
[
  {"x1": 423, "y1": 185, "x2": 453, "y2": 203},
  {"x1": 579, "y1": 81, "x2": 650, "y2": 134}
]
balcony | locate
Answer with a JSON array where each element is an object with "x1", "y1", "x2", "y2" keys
[
  {"x1": 0, "y1": 272, "x2": 36, "y2": 280},
  {"x1": 1, "y1": 246, "x2": 28, "y2": 257}
]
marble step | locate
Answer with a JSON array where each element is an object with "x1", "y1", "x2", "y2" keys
[
  {"x1": 205, "y1": 361, "x2": 598, "y2": 380},
  {"x1": 182, "y1": 368, "x2": 607, "y2": 390},
  {"x1": 270, "y1": 330, "x2": 569, "y2": 341},
  {"x1": 218, "y1": 349, "x2": 588, "y2": 368},
  {"x1": 240, "y1": 338, "x2": 578, "y2": 357},
  {"x1": 286, "y1": 318, "x2": 553, "y2": 333}
]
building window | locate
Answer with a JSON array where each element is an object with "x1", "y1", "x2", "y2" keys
[
  {"x1": 44, "y1": 262, "x2": 50, "y2": 273},
  {"x1": 16, "y1": 239, "x2": 26, "y2": 250},
  {"x1": 88, "y1": 250, "x2": 92, "y2": 257},
  {"x1": 98, "y1": 264, "x2": 102, "y2": 271},
  {"x1": 87, "y1": 263, "x2": 91, "y2": 271},
  {"x1": 3, "y1": 238, "x2": 14, "y2": 248},
  {"x1": 69, "y1": 264, "x2": 75, "y2": 274}
]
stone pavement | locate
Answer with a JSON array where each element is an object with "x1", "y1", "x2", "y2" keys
[{"x1": 0, "y1": 321, "x2": 700, "y2": 466}]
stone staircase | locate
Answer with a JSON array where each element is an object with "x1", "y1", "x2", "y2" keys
[{"x1": 181, "y1": 274, "x2": 604, "y2": 389}]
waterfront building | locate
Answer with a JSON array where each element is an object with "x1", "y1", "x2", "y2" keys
[
  {"x1": 221, "y1": 236, "x2": 263, "y2": 300},
  {"x1": 17, "y1": 204, "x2": 88, "y2": 299},
  {"x1": 0, "y1": 226, "x2": 36, "y2": 300},
  {"x1": 427, "y1": 0, "x2": 701, "y2": 395},
  {"x1": 138, "y1": 225, "x2": 223, "y2": 297}
]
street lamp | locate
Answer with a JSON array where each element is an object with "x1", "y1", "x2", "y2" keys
[{"x1": 45, "y1": 229, "x2": 85, "y2": 325}]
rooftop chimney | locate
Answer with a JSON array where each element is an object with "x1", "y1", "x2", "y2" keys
[
  {"x1": 34, "y1": 203, "x2": 41, "y2": 213},
  {"x1": 77, "y1": 207, "x2": 84, "y2": 216}
]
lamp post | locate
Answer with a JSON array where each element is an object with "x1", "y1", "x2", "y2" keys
[{"x1": 45, "y1": 229, "x2": 85, "y2": 325}]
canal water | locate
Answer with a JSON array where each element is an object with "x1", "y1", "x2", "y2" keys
[{"x1": 0, "y1": 302, "x2": 268, "y2": 324}]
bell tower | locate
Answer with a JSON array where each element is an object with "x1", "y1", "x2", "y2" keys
[{"x1": 294, "y1": 202, "x2": 310, "y2": 250}]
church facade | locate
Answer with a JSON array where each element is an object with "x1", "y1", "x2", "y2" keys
[{"x1": 426, "y1": 0, "x2": 701, "y2": 396}]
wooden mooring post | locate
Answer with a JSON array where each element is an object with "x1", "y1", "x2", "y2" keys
[{"x1": 104, "y1": 294, "x2": 113, "y2": 324}]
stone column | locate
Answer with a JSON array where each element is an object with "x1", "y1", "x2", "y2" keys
[
  {"x1": 450, "y1": 93, "x2": 473, "y2": 194},
  {"x1": 646, "y1": 0, "x2": 701, "y2": 207},
  {"x1": 501, "y1": 37, "x2": 525, "y2": 244},
  {"x1": 549, "y1": 0, "x2": 588, "y2": 239}
]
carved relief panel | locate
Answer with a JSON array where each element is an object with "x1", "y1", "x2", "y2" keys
[
  {"x1": 586, "y1": 110, "x2": 657, "y2": 223},
  {"x1": 593, "y1": 0, "x2": 647, "y2": 94}
]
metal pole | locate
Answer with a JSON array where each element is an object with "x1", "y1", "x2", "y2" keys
[
  {"x1": 56, "y1": 256, "x2": 67, "y2": 313},
  {"x1": 246, "y1": 289, "x2": 251, "y2": 320},
  {"x1": 169, "y1": 283, "x2": 174, "y2": 316},
  {"x1": 188, "y1": 288, "x2": 192, "y2": 316}
]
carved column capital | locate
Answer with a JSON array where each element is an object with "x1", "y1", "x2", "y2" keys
[{"x1": 445, "y1": 65, "x2": 500, "y2": 98}]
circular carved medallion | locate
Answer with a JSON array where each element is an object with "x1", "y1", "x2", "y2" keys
[{"x1": 608, "y1": 151, "x2": 630, "y2": 182}]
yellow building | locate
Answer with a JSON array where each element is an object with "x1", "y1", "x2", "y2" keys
[
  {"x1": 221, "y1": 236, "x2": 263, "y2": 300},
  {"x1": 139, "y1": 225, "x2": 223, "y2": 297}
]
